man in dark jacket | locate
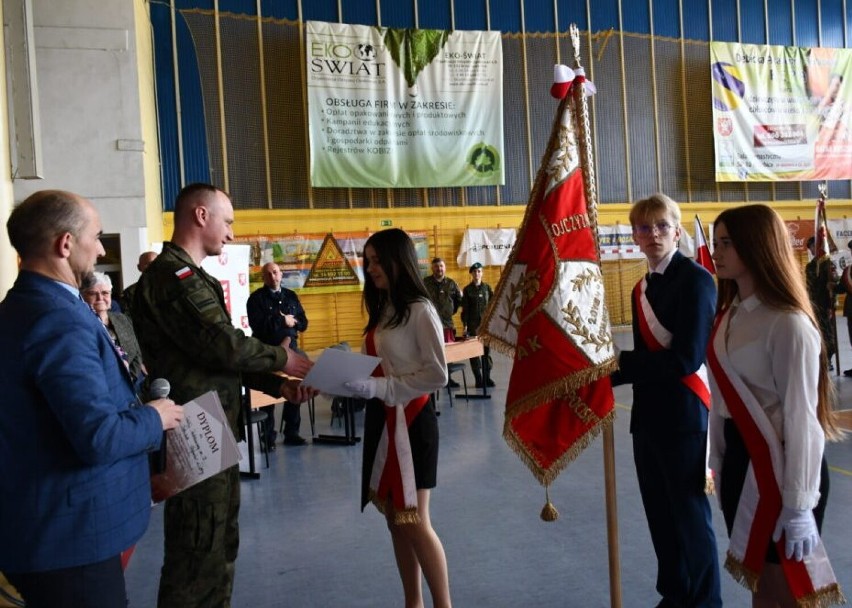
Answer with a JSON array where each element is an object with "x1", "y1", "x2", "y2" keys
[{"x1": 247, "y1": 261, "x2": 310, "y2": 446}]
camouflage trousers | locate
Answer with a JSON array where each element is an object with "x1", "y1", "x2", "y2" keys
[{"x1": 157, "y1": 465, "x2": 240, "y2": 608}]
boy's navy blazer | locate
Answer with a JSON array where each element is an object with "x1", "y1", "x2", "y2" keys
[
  {"x1": 0, "y1": 271, "x2": 162, "y2": 572},
  {"x1": 612, "y1": 251, "x2": 717, "y2": 436}
]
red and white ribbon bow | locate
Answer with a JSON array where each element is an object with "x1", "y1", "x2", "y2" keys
[{"x1": 550, "y1": 64, "x2": 597, "y2": 99}]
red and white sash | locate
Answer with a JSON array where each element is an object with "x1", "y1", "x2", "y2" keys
[
  {"x1": 707, "y1": 307, "x2": 844, "y2": 606},
  {"x1": 633, "y1": 278, "x2": 711, "y2": 407},
  {"x1": 365, "y1": 330, "x2": 430, "y2": 525}
]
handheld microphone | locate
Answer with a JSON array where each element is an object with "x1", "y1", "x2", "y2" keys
[
  {"x1": 150, "y1": 378, "x2": 171, "y2": 474},
  {"x1": 150, "y1": 378, "x2": 170, "y2": 399}
]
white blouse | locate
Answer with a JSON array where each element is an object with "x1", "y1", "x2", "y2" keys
[
  {"x1": 364, "y1": 299, "x2": 448, "y2": 407},
  {"x1": 708, "y1": 294, "x2": 825, "y2": 510}
]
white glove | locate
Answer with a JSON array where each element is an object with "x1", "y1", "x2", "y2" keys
[
  {"x1": 344, "y1": 378, "x2": 378, "y2": 400},
  {"x1": 772, "y1": 506, "x2": 820, "y2": 561}
]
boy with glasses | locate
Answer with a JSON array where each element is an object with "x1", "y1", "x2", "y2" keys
[{"x1": 611, "y1": 193, "x2": 722, "y2": 608}]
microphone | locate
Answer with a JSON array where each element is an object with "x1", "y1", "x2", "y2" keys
[
  {"x1": 150, "y1": 378, "x2": 171, "y2": 399},
  {"x1": 149, "y1": 378, "x2": 171, "y2": 474}
]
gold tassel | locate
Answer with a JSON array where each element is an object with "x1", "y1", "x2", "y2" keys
[
  {"x1": 705, "y1": 472, "x2": 716, "y2": 496},
  {"x1": 540, "y1": 486, "x2": 559, "y2": 522}
]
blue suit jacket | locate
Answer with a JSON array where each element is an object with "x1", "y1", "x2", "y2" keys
[
  {"x1": 0, "y1": 271, "x2": 163, "y2": 572},
  {"x1": 612, "y1": 251, "x2": 717, "y2": 436}
]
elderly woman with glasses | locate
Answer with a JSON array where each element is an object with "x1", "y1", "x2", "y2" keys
[{"x1": 81, "y1": 271, "x2": 145, "y2": 386}]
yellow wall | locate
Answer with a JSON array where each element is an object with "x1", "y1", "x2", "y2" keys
[{"x1": 162, "y1": 199, "x2": 851, "y2": 350}]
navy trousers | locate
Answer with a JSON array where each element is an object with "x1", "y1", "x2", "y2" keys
[{"x1": 633, "y1": 431, "x2": 722, "y2": 607}]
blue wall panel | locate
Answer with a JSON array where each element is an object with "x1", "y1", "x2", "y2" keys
[
  {"x1": 489, "y1": 0, "x2": 522, "y2": 33},
  {"x1": 682, "y1": 0, "x2": 709, "y2": 40},
  {"x1": 381, "y1": 1, "x2": 415, "y2": 28},
  {"x1": 342, "y1": 0, "x2": 378, "y2": 26},
  {"x1": 588, "y1": 0, "x2": 621, "y2": 32},
  {"x1": 456, "y1": 6, "x2": 490, "y2": 30},
  {"x1": 555, "y1": 0, "x2": 588, "y2": 33},
  {"x1": 820, "y1": 0, "x2": 847, "y2": 48},
  {"x1": 740, "y1": 0, "x2": 766, "y2": 44},
  {"x1": 711, "y1": 0, "x2": 738, "y2": 41},
  {"x1": 418, "y1": 0, "x2": 452, "y2": 30},
  {"x1": 151, "y1": 3, "x2": 181, "y2": 209},
  {"x1": 260, "y1": 0, "x2": 298, "y2": 21},
  {"x1": 303, "y1": 0, "x2": 342, "y2": 23},
  {"x1": 151, "y1": 0, "x2": 849, "y2": 210},
  {"x1": 794, "y1": 1, "x2": 819, "y2": 45},
  {"x1": 524, "y1": 0, "x2": 555, "y2": 33},
  {"x1": 622, "y1": 2, "x2": 650, "y2": 34},
  {"x1": 654, "y1": 0, "x2": 681, "y2": 39},
  {"x1": 218, "y1": 0, "x2": 255, "y2": 14},
  {"x1": 175, "y1": 8, "x2": 212, "y2": 206},
  {"x1": 766, "y1": 0, "x2": 793, "y2": 45}
]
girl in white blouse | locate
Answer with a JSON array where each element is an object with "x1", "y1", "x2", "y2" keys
[
  {"x1": 708, "y1": 204, "x2": 844, "y2": 608},
  {"x1": 345, "y1": 228, "x2": 452, "y2": 608}
]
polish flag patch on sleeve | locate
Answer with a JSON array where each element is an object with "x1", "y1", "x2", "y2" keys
[{"x1": 175, "y1": 266, "x2": 193, "y2": 280}]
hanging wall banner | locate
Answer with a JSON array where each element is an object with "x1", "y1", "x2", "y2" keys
[
  {"x1": 306, "y1": 20, "x2": 504, "y2": 188},
  {"x1": 456, "y1": 228, "x2": 516, "y2": 268},
  {"x1": 598, "y1": 224, "x2": 644, "y2": 261},
  {"x1": 711, "y1": 41, "x2": 852, "y2": 182},
  {"x1": 236, "y1": 232, "x2": 430, "y2": 294}
]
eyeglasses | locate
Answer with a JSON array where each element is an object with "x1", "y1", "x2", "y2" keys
[
  {"x1": 633, "y1": 222, "x2": 674, "y2": 238},
  {"x1": 84, "y1": 290, "x2": 111, "y2": 298}
]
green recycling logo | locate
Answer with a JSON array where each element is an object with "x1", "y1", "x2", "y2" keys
[{"x1": 466, "y1": 142, "x2": 500, "y2": 178}]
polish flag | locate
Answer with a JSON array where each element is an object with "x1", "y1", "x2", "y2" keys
[{"x1": 694, "y1": 215, "x2": 715, "y2": 275}]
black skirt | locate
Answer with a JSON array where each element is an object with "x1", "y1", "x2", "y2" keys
[
  {"x1": 360, "y1": 397, "x2": 439, "y2": 511},
  {"x1": 720, "y1": 418, "x2": 829, "y2": 564}
]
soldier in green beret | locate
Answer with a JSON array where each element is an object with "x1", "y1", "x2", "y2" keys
[{"x1": 461, "y1": 262, "x2": 495, "y2": 388}]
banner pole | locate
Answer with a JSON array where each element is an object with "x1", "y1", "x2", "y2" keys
[
  {"x1": 603, "y1": 424, "x2": 623, "y2": 608},
  {"x1": 569, "y1": 23, "x2": 622, "y2": 608}
]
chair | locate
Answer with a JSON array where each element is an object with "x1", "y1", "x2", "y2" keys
[
  {"x1": 445, "y1": 362, "x2": 470, "y2": 408},
  {"x1": 248, "y1": 409, "x2": 271, "y2": 468}
]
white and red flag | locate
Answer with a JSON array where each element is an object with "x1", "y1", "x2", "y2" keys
[
  {"x1": 480, "y1": 49, "x2": 616, "y2": 516},
  {"x1": 694, "y1": 215, "x2": 716, "y2": 275}
]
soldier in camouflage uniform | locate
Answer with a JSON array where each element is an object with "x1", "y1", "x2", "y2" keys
[
  {"x1": 423, "y1": 257, "x2": 462, "y2": 340},
  {"x1": 424, "y1": 257, "x2": 462, "y2": 387},
  {"x1": 133, "y1": 183, "x2": 314, "y2": 608},
  {"x1": 460, "y1": 262, "x2": 495, "y2": 387}
]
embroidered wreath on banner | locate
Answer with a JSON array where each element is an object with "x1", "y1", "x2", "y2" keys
[
  {"x1": 547, "y1": 261, "x2": 613, "y2": 364},
  {"x1": 499, "y1": 270, "x2": 539, "y2": 334},
  {"x1": 544, "y1": 124, "x2": 580, "y2": 197}
]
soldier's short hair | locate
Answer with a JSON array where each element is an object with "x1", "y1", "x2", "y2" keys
[
  {"x1": 7, "y1": 190, "x2": 86, "y2": 260},
  {"x1": 174, "y1": 183, "x2": 228, "y2": 221}
]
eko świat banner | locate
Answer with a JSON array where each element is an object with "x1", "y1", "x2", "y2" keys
[
  {"x1": 306, "y1": 21, "x2": 504, "y2": 188},
  {"x1": 711, "y1": 41, "x2": 852, "y2": 181}
]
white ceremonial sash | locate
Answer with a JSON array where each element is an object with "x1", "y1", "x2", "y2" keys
[{"x1": 707, "y1": 308, "x2": 844, "y2": 606}]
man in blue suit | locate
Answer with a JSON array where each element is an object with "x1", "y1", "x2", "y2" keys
[
  {"x1": 0, "y1": 190, "x2": 184, "y2": 608},
  {"x1": 611, "y1": 193, "x2": 721, "y2": 608}
]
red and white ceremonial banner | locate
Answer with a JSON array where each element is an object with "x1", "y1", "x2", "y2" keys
[
  {"x1": 694, "y1": 215, "x2": 716, "y2": 275},
  {"x1": 480, "y1": 52, "x2": 616, "y2": 491}
]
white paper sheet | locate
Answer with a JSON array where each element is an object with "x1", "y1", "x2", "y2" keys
[{"x1": 302, "y1": 347, "x2": 381, "y2": 397}]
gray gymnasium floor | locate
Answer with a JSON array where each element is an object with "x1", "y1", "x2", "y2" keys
[{"x1": 125, "y1": 328, "x2": 852, "y2": 607}]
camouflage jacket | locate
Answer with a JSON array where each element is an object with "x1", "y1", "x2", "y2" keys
[
  {"x1": 423, "y1": 275, "x2": 462, "y2": 330},
  {"x1": 133, "y1": 242, "x2": 286, "y2": 436}
]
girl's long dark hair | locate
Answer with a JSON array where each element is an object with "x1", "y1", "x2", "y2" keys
[{"x1": 362, "y1": 229, "x2": 430, "y2": 333}]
